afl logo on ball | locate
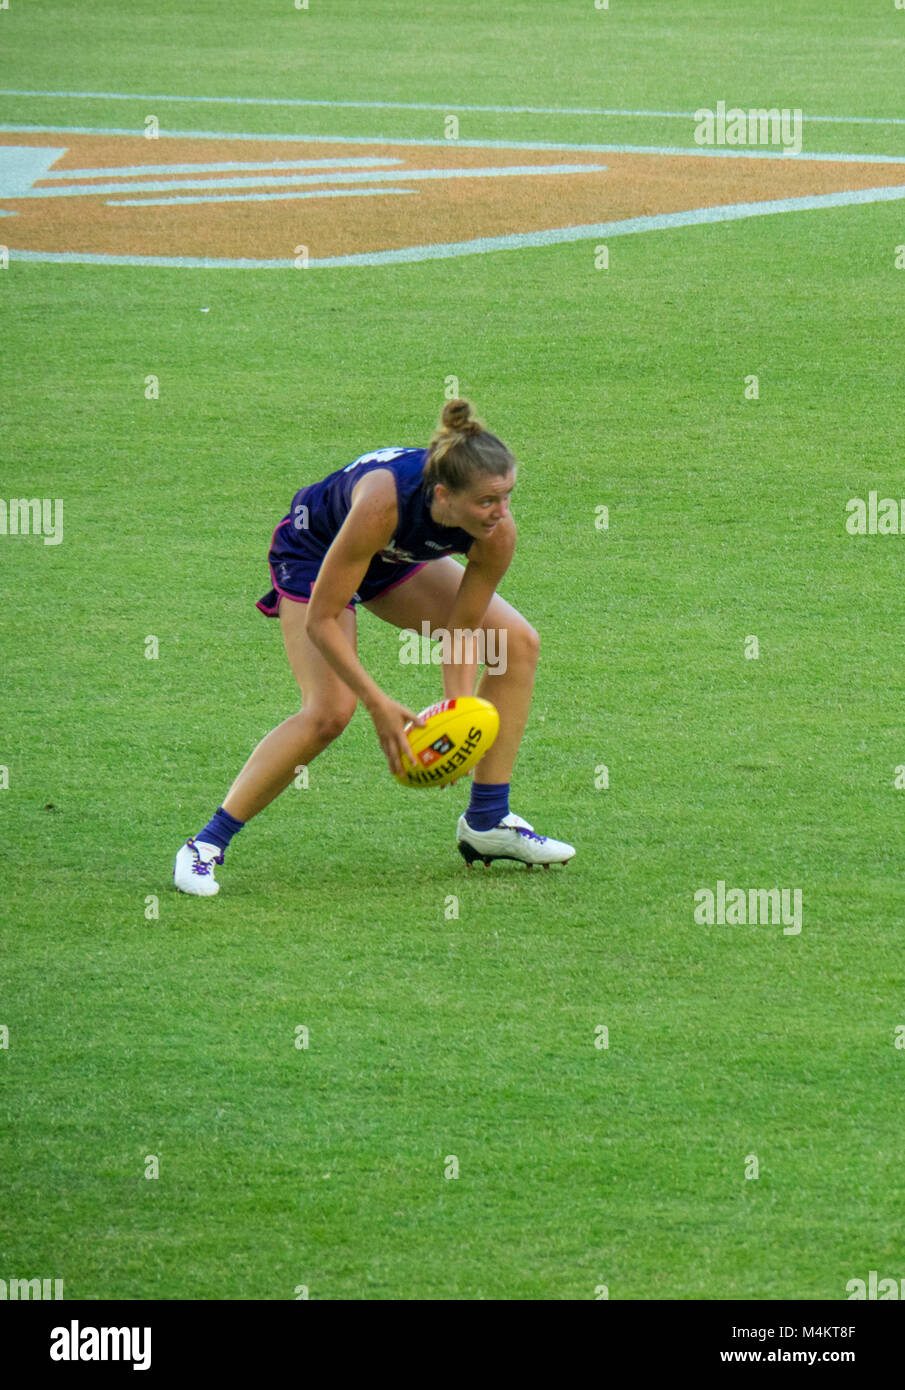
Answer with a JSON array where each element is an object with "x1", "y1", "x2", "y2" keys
[{"x1": 420, "y1": 734, "x2": 454, "y2": 766}]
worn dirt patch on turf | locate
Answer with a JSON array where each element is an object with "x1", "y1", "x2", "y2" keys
[{"x1": 3, "y1": 131, "x2": 904, "y2": 261}]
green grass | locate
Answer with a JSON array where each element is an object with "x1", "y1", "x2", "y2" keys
[
  {"x1": 3, "y1": 0, "x2": 905, "y2": 156},
  {"x1": 3, "y1": 1, "x2": 905, "y2": 1300}
]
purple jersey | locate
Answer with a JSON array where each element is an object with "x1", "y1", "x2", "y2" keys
[
  {"x1": 288, "y1": 447, "x2": 476, "y2": 566},
  {"x1": 256, "y1": 446, "x2": 476, "y2": 617}
]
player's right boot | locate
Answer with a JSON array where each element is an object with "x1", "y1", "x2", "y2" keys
[
  {"x1": 456, "y1": 812, "x2": 575, "y2": 868},
  {"x1": 173, "y1": 837, "x2": 224, "y2": 896}
]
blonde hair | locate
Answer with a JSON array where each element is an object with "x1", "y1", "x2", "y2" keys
[{"x1": 422, "y1": 398, "x2": 517, "y2": 494}]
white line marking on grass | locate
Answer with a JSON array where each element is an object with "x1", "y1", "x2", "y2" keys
[
  {"x1": 3, "y1": 89, "x2": 905, "y2": 127},
  {"x1": 303, "y1": 183, "x2": 905, "y2": 266},
  {"x1": 9, "y1": 182, "x2": 905, "y2": 269},
  {"x1": 14, "y1": 162, "x2": 607, "y2": 200},
  {"x1": 0, "y1": 145, "x2": 67, "y2": 196},
  {"x1": 6, "y1": 249, "x2": 298, "y2": 267},
  {"x1": 44, "y1": 157, "x2": 403, "y2": 179},
  {"x1": 3, "y1": 125, "x2": 905, "y2": 163},
  {"x1": 108, "y1": 187, "x2": 415, "y2": 206}
]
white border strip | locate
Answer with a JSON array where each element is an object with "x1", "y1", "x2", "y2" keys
[
  {"x1": 44, "y1": 156, "x2": 402, "y2": 179},
  {"x1": 3, "y1": 125, "x2": 905, "y2": 163},
  {"x1": 2, "y1": 88, "x2": 905, "y2": 127},
  {"x1": 17, "y1": 162, "x2": 605, "y2": 200}
]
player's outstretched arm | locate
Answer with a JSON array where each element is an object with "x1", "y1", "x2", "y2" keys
[
  {"x1": 306, "y1": 484, "x2": 427, "y2": 774},
  {"x1": 441, "y1": 514, "x2": 517, "y2": 701}
]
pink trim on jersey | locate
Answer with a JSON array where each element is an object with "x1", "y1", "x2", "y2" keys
[
  {"x1": 367, "y1": 560, "x2": 428, "y2": 597},
  {"x1": 265, "y1": 570, "x2": 357, "y2": 614}
]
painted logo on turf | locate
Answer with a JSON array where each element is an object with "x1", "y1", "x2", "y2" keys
[
  {"x1": 0, "y1": 134, "x2": 608, "y2": 266},
  {"x1": 8, "y1": 124, "x2": 896, "y2": 268}
]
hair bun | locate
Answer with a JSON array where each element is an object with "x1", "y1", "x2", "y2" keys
[{"x1": 441, "y1": 397, "x2": 481, "y2": 435}]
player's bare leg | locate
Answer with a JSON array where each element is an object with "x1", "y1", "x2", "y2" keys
[
  {"x1": 471, "y1": 624, "x2": 538, "y2": 784},
  {"x1": 174, "y1": 599, "x2": 358, "y2": 894},
  {"x1": 222, "y1": 599, "x2": 358, "y2": 822}
]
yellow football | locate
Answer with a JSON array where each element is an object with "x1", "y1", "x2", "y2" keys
[{"x1": 394, "y1": 695, "x2": 500, "y2": 789}]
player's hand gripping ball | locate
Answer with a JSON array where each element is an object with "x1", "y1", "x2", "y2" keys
[{"x1": 394, "y1": 696, "x2": 500, "y2": 789}]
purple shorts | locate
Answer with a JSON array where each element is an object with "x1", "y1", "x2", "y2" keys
[{"x1": 256, "y1": 515, "x2": 428, "y2": 617}]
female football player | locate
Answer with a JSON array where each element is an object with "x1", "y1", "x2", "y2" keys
[{"x1": 174, "y1": 398, "x2": 575, "y2": 894}]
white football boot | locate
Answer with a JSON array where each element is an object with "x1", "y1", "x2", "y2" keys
[
  {"x1": 173, "y1": 837, "x2": 224, "y2": 896},
  {"x1": 456, "y1": 812, "x2": 575, "y2": 869}
]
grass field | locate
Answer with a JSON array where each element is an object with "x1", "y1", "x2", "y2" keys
[{"x1": 3, "y1": 1, "x2": 905, "y2": 1301}]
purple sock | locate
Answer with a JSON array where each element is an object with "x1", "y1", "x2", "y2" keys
[
  {"x1": 196, "y1": 805, "x2": 245, "y2": 855},
  {"x1": 465, "y1": 781, "x2": 510, "y2": 832}
]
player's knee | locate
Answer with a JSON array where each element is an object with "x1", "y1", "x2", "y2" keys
[
  {"x1": 509, "y1": 622, "x2": 540, "y2": 667},
  {"x1": 299, "y1": 703, "x2": 356, "y2": 744}
]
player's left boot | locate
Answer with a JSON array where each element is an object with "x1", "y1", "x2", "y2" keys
[
  {"x1": 456, "y1": 812, "x2": 575, "y2": 869},
  {"x1": 173, "y1": 837, "x2": 224, "y2": 896}
]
